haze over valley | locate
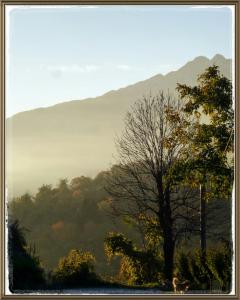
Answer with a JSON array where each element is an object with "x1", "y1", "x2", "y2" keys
[{"x1": 6, "y1": 54, "x2": 232, "y2": 197}]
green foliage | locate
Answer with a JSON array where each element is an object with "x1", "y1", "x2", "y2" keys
[
  {"x1": 53, "y1": 249, "x2": 99, "y2": 287},
  {"x1": 175, "y1": 252, "x2": 194, "y2": 282},
  {"x1": 138, "y1": 214, "x2": 163, "y2": 253},
  {"x1": 177, "y1": 65, "x2": 232, "y2": 124},
  {"x1": 175, "y1": 245, "x2": 232, "y2": 292},
  {"x1": 8, "y1": 220, "x2": 45, "y2": 291},
  {"x1": 207, "y1": 244, "x2": 232, "y2": 291},
  {"x1": 188, "y1": 250, "x2": 211, "y2": 288},
  {"x1": 177, "y1": 65, "x2": 233, "y2": 196},
  {"x1": 104, "y1": 232, "x2": 163, "y2": 285},
  {"x1": 176, "y1": 65, "x2": 233, "y2": 279},
  {"x1": 105, "y1": 232, "x2": 134, "y2": 259}
]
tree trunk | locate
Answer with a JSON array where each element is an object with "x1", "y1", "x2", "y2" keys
[
  {"x1": 200, "y1": 182, "x2": 211, "y2": 289},
  {"x1": 200, "y1": 182, "x2": 206, "y2": 256},
  {"x1": 157, "y1": 185, "x2": 175, "y2": 282},
  {"x1": 163, "y1": 231, "x2": 175, "y2": 281}
]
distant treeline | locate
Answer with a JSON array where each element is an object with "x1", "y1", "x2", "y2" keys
[{"x1": 9, "y1": 173, "x2": 138, "y2": 276}]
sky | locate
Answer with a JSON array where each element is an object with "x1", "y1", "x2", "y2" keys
[{"x1": 6, "y1": 5, "x2": 234, "y2": 117}]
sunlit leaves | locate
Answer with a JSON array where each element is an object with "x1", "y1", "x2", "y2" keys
[
  {"x1": 104, "y1": 232, "x2": 163, "y2": 285},
  {"x1": 53, "y1": 249, "x2": 97, "y2": 286},
  {"x1": 177, "y1": 65, "x2": 233, "y2": 198}
]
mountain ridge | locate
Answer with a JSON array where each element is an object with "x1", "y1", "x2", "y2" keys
[
  {"x1": 7, "y1": 54, "x2": 231, "y2": 120},
  {"x1": 6, "y1": 54, "x2": 232, "y2": 197}
]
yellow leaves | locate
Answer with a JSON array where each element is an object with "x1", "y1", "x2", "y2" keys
[
  {"x1": 119, "y1": 256, "x2": 138, "y2": 285},
  {"x1": 138, "y1": 213, "x2": 157, "y2": 226},
  {"x1": 54, "y1": 249, "x2": 96, "y2": 279},
  {"x1": 163, "y1": 138, "x2": 173, "y2": 149},
  {"x1": 104, "y1": 244, "x2": 114, "y2": 261}
]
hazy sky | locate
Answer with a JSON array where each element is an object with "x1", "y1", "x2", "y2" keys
[{"x1": 6, "y1": 5, "x2": 233, "y2": 117}]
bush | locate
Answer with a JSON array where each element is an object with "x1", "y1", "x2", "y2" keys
[
  {"x1": 175, "y1": 252, "x2": 193, "y2": 282},
  {"x1": 53, "y1": 249, "x2": 99, "y2": 287},
  {"x1": 207, "y1": 244, "x2": 232, "y2": 291},
  {"x1": 175, "y1": 251, "x2": 205, "y2": 289},
  {"x1": 175, "y1": 245, "x2": 232, "y2": 292},
  {"x1": 105, "y1": 232, "x2": 163, "y2": 285},
  {"x1": 118, "y1": 253, "x2": 163, "y2": 285}
]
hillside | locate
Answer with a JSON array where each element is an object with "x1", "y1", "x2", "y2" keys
[
  {"x1": 6, "y1": 54, "x2": 232, "y2": 197},
  {"x1": 9, "y1": 174, "x2": 231, "y2": 276}
]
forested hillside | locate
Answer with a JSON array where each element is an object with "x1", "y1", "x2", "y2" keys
[{"x1": 9, "y1": 171, "x2": 231, "y2": 278}]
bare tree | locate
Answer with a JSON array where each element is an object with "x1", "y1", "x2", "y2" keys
[{"x1": 106, "y1": 92, "x2": 199, "y2": 281}]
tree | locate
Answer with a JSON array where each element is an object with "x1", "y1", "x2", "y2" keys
[
  {"x1": 177, "y1": 65, "x2": 233, "y2": 260},
  {"x1": 8, "y1": 220, "x2": 45, "y2": 291},
  {"x1": 106, "y1": 92, "x2": 198, "y2": 281}
]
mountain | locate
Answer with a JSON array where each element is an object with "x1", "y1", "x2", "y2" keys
[{"x1": 6, "y1": 54, "x2": 232, "y2": 197}]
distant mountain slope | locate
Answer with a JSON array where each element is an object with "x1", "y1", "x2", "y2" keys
[{"x1": 6, "y1": 54, "x2": 232, "y2": 197}]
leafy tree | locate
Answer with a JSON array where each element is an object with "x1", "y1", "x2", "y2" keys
[
  {"x1": 106, "y1": 93, "x2": 198, "y2": 281},
  {"x1": 53, "y1": 249, "x2": 99, "y2": 287},
  {"x1": 8, "y1": 220, "x2": 45, "y2": 291},
  {"x1": 70, "y1": 176, "x2": 93, "y2": 195},
  {"x1": 177, "y1": 65, "x2": 233, "y2": 261},
  {"x1": 9, "y1": 194, "x2": 34, "y2": 227}
]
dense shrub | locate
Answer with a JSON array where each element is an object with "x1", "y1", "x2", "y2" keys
[
  {"x1": 175, "y1": 252, "x2": 194, "y2": 283},
  {"x1": 207, "y1": 244, "x2": 232, "y2": 291},
  {"x1": 175, "y1": 245, "x2": 232, "y2": 292},
  {"x1": 53, "y1": 249, "x2": 100, "y2": 287},
  {"x1": 105, "y1": 232, "x2": 163, "y2": 285}
]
